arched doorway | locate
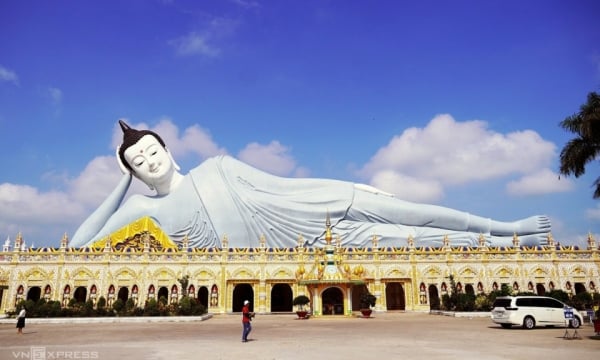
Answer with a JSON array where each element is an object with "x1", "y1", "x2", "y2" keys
[
  {"x1": 118, "y1": 287, "x2": 129, "y2": 303},
  {"x1": 232, "y1": 283, "x2": 254, "y2": 312},
  {"x1": 428, "y1": 285, "x2": 440, "y2": 310},
  {"x1": 574, "y1": 282, "x2": 586, "y2": 294},
  {"x1": 322, "y1": 287, "x2": 344, "y2": 315},
  {"x1": 536, "y1": 283, "x2": 546, "y2": 295},
  {"x1": 386, "y1": 282, "x2": 405, "y2": 310},
  {"x1": 198, "y1": 286, "x2": 209, "y2": 307},
  {"x1": 270, "y1": 283, "x2": 293, "y2": 312},
  {"x1": 157, "y1": 286, "x2": 169, "y2": 303},
  {"x1": 352, "y1": 284, "x2": 366, "y2": 311},
  {"x1": 73, "y1": 286, "x2": 87, "y2": 303},
  {"x1": 465, "y1": 284, "x2": 475, "y2": 295},
  {"x1": 26, "y1": 286, "x2": 41, "y2": 302}
]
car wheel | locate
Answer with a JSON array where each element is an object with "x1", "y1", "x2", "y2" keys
[
  {"x1": 523, "y1": 316, "x2": 535, "y2": 329},
  {"x1": 500, "y1": 324, "x2": 512, "y2": 329},
  {"x1": 569, "y1": 317, "x2": 581, "y2": 328}
]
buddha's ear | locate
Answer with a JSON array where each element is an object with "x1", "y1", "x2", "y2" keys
[
  {"x1": 115, "y1": 146, "x2": 131, "y2": 175},
  {"x1": 166, "y1": 148, "x2": 180, "y2": 171}
]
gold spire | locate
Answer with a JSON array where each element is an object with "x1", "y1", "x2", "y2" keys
[{"x1": 325, "y1": 211, "x2": 332, "y2": 245}]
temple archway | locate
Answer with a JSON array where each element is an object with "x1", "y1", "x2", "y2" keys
[
  {"x1": 351, "y1": 284, "x2": 367, "y2": 311},
  {"x1": 536, "y1": 283, "x2": 546, "y2": 295},
  {"x1": 157, "y1": 286, "x2": 169, "y2": 303},
  {"x1": 385, "y1": 282, "x2": 405, "y2": 310},
  {"x1": 73, "y1": 286, "x2": 87, "y2": 303},
  {"x1": 574, "y1": 282, "x2": 586, "y2": 294},
  {"x1": 465, "y1": 284, "x2": 475, "y2": 295},
  {"x1": 428, "y1": 285, "x2": 440, "y2": 310},
  {"x1": 198, "y1": 286, "x2": 209, "y2": 307},
  {"x1": 118, "y1": 287, "x2": 129, "y2": 303},
  {"x1": 270, "y1": 283, "x2": 293, "y2": 312},
  {"x1": 321, "y1": 287, "x2": 343, "y2": 315},
  {"x1": 232, "y1": 283, "x2": 254, "y2": 312},
  {"x1": 27, "y1": 286, "x2": 41, "y2": 302}
]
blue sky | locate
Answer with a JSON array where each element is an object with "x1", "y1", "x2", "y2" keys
[{"x1": 0, "y1": 0, "x2": 599, "y2": 248}]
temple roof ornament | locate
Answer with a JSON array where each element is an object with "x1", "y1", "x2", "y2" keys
[
  {"x1": 259, "y1": 234, "x2": 266, "y2": 248},
  {"x1": 297, "y1": 234, "x2": 305, "y2": 247},
  {"x1": 298, "y1": 215, "x2": 366, "y2": 286},
  {"x1": 89, "y1": 216, "x2": 176, "y2": 251},
  {"x1": 512, "y1": 233, "x2": 520, "y2": 247},
  {"x1": 60, "y1": 233, "x2": 69, "y2": 248},
  {"x1": 221, "y1": 234, "x2": 228, "y2": 249},
  {"x1": 547, "y1": 233, "x2": 555, "y2": 246},
  {"x1": 587, "y1": 232, "x2": 596, "y2": 249}
]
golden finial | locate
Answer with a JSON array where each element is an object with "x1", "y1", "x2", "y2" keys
[
  {"x1": 297, "y1": 234, "x2": 305, "y2": 247},
  {"x1": 221, "y1": 234, "x2": 228, "y2": 248},
  {"x1": 408, "y1": 234, "x2": 414, "y2": 248},
  {"x1": 512, "y1": 233, "x2": 519, "y2": 247},
  {"x1": 259, "y1": 234, "x2": 266, "y2": 248},
  {"x1": 478, "y1": 233, "x2": 486, "y2": 247},
  {"x1": 15, "y1": 232, "x2": 23, "y2": 247},
  {"x1": 61, "y1": 233, "x2": 69, "y2": 248},
  {"x1": 587, "y1": 232, "x2": 596, "y2": 249},
  {"x1": 372, "y1": 234, "x2": 379, "y2": 248},
  {"x1": 325, "y1": 211, "x2": 332, "y2": 245},
  {"x1": 546, "y1": 233, "x2": 554, "y2": 246}
]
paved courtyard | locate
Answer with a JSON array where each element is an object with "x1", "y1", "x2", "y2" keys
[{"x1": 1, "y1": 312, "x2": 598, "y2": 360}]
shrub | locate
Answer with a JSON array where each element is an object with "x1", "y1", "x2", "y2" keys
[
  {"x1": 97, "y1": 296, "x2": 106, "y2": 309},
  {"x1": 178, "y1": 296, "x2": 192, "y2": 315},
  {"x1": 144, "y1": 298, "x2": 160, "y2": 316},
  {"x1": 112, "y1": 298, "x2": 124, "y2": 314},
  {"x1": 293, "y1": 295, "x2": 310, "y2": 311},
  {"x1": 360, "y1": 292, "x2": 376, "y2": 309}
]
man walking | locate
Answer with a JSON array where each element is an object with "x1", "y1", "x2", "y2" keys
[{"x1": 242, "y1": 300, "x2": 253, "y2": 342}]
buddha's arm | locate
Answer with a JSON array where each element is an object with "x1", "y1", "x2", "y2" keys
[{"x1": 70, "y1": 174, "x2": 132, "y2": 247}]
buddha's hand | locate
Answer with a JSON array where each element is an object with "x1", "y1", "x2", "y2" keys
[{"x1": 115, "y1": 146, "x2": 132, "y2": 175}]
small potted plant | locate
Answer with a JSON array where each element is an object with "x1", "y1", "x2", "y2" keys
[
  {"x1": 293, "y1": 295, "x2": 310, "y2": 319},
  {"x1": 359, "y1": 292, "x2": 377, "y2": 318}
]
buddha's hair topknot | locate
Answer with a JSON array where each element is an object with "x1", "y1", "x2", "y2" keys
[{"x1": 118, "y1": 120, "x2": 166, "y2": 172}]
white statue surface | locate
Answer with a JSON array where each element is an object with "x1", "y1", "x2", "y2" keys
[{"x1": 70, "y1": 121, "x2": 551, "y2": 248}]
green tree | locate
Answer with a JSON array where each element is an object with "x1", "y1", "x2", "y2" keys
[{"x1": 559, "y1": 91, "x2": 600, "y2": 198}]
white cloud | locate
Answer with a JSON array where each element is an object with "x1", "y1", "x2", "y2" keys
[
  {"x1": 0, "y1": 183, "x2": 84, "y2": 226},
  {"x1": 48, "y1": 87, "x2": 63, "y2": 105},
  {"x1": 238, "y1": 141, "x2": 297, "y2": 176},
  {"x1": 0, "y1": 65, "x2": 19, "y2": 86},
  {"x1": 585, "y1": 204, "x2": 600, "y2": 220},
  {"x1": 359, "y1": 114, "x2": 557, "y2": 198},
  {"x1": 169, "y1": 17, "x2": 239, "y2": 57},
  {"x1": 506, "y1": 169, "x2": 574, "y2": 196},
  {"x1": 170, "y1": 32, "x2": 220, "y2": 57}
]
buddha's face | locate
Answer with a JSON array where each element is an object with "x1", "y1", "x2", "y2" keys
[{"x1": 124, "y1": 134, "x2": 174, "y2": 186}]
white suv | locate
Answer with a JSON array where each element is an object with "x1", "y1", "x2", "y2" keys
[{"x1": 491, "y1": 296, "x2": 582, "y2": 329}]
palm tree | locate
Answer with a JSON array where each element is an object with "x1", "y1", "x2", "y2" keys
[{"x1": 559, "y1": 91, "x2": 600, "y2": 198}]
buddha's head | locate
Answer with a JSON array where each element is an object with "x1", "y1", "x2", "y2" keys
[{"x1": 117, "y1": 120, "x2": 179, "y2": 190}]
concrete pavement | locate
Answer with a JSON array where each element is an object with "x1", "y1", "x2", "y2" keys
[{"x1": 1, "y1": 312, "x2": 598, "y2": 359}]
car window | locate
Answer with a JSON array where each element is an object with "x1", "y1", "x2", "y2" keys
[
  {"x1": 516, "y1": 298, "x2": 534, "y2": 307},
  {"x1": 543, "y1": 298, "x2": 564, "y2": 309},
  {"x1": 493, "y1": 298, "x2": 512, "y2": 308}
]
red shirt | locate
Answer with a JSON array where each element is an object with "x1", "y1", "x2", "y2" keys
[{"x1": 242, "y1": 304, "x2": 251, "y2": 323}]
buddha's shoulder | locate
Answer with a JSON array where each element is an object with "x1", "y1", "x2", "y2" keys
[{"x1": 192, "y1": 155, "x2": 255, "y2": 172}]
